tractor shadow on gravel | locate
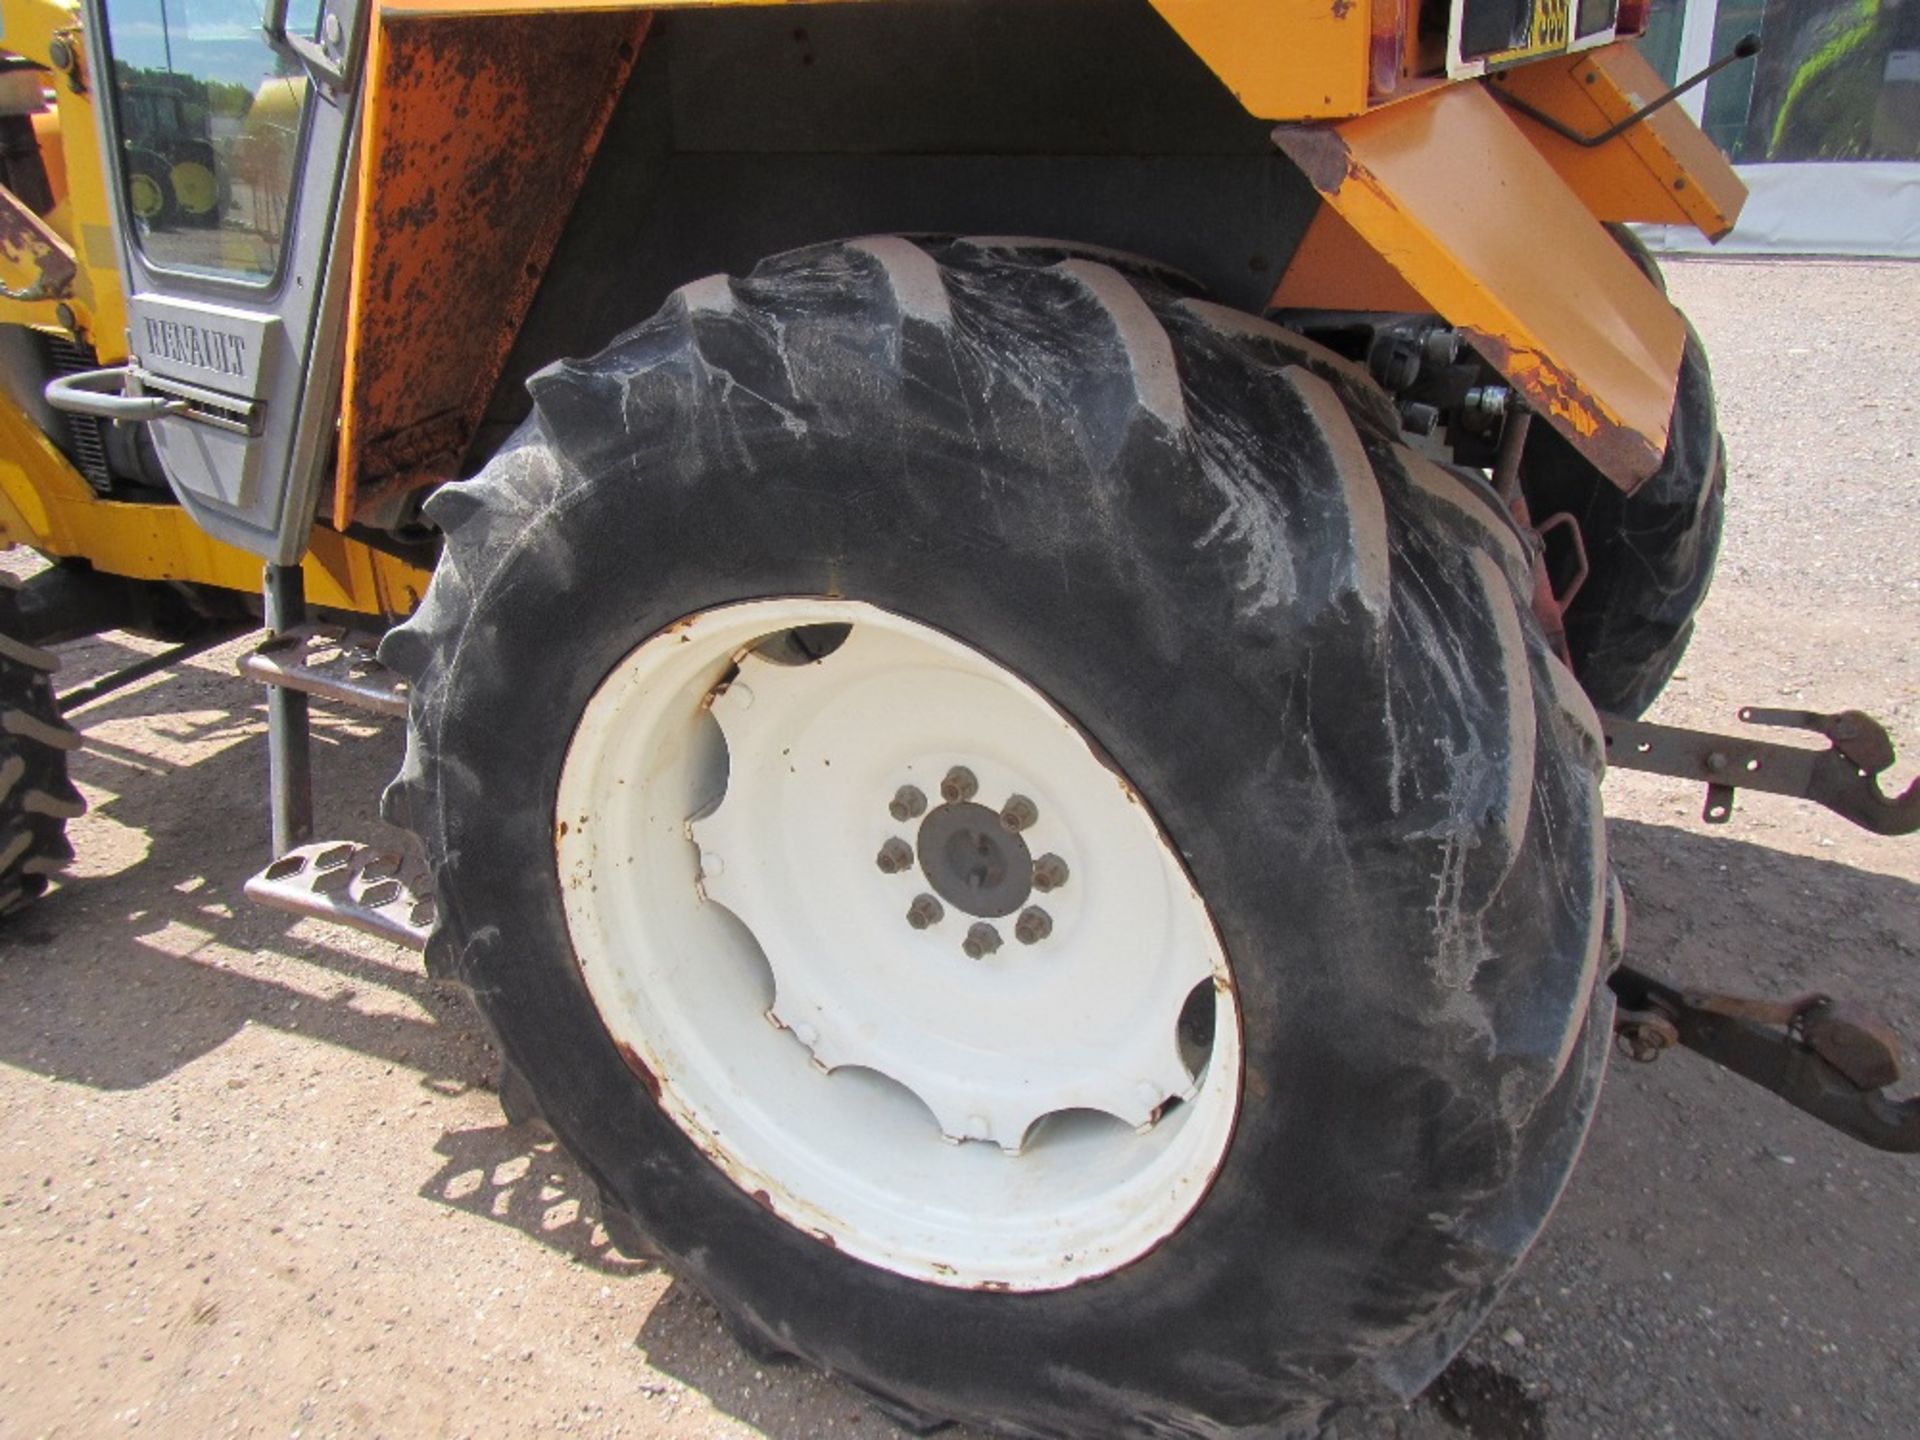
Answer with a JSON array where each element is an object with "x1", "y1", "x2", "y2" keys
[
  {"x1": 417, "y1": 1121, "x2": 651, "y2": 1279},
  {"x1": 0, "y1": 630, "x2": 489, "y2": 1094},
  {"x1": 1421, "y1": 1358, "x2": 1547, "y2": 1439},
  {"x1": 3, "y1": 626, "x2": 1916, "y2": 1440}
]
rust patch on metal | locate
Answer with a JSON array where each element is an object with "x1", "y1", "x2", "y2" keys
[
  {"x1": 1272, "y1": 123, "x2": 1353, "y2": 195},
  {"x1": 1469, "y1": 330, "x2": 1661, "y2": 491},
  {"x1": 336, "y1": 11, "x2": 649, "y2": 527},
  {"x1": 613, "y1": 1039, "x2": 662, "y2": 1102},
  {"x1": 0, "y1": 183, "x2": 77, "y2": 300},
  {"x1": 362, "y1": 410, "x2": 467, "y2": 484}
]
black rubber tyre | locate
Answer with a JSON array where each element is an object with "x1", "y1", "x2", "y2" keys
[
  {"x1": 383, "y1": 237, "x2": 1614, "y2": 1438},
  {"x1": 1519, "y1": 243, "x2": 1726, "y2": 719},
  {"x1": 0, "y1": 572, "x2": 82, "y2": 917}
]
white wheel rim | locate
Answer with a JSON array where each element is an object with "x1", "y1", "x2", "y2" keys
[{"x1": 555, "y1": 599, "x2": 1241, "y2": 1290}]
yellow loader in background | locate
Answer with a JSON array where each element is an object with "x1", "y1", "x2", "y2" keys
[{"x1": 0, "y1": 0, "x2": 1914, "y2": 1432}]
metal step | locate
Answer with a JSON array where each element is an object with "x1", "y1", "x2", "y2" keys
[
  {"x1": 238, "y1": 625, "x2": 407, "y2": 718},
  {"x1": 244, "y1": 841, "x2": 434, "y2": 949}
]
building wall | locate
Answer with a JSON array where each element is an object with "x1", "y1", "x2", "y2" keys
[{"x1": 1639, "y1": 0, "x2": 1920, "y2": 253}]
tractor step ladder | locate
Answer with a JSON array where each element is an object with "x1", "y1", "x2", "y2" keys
[
  {"x1": 239, "y1": 624, "x2": 430, "y2": 949},
  {"x1": 244, "y1": 840, "x2": 434, "y2": 948},
  {"x1": 237, "y1": 623, "x2": 408, "y2": 717}
]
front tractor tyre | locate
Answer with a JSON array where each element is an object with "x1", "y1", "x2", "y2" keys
[
  {"x1": 384, "y1": 236, "x2": 1615, "y2": 1437},
  {"x1": 0, "y1": 572, "x2": 82, "y2": 917}
]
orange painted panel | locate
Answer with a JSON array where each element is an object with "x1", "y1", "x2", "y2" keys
[
  {"x1": 1273, "y1": 83, "x2": 1686, "y2": 490},
  {"x1": 1494, "y1": 44, "x2": 1746, "y2": 240},
  {"x1": 1146, "y1": 0, "x2": 1370, "y2": 120},
  {"x1": 1271, "y1": 205, "x2": 1426, "y2": 313},
  {"x1": 374, "y1": 0, "x2": 1374, "y2": 121}
]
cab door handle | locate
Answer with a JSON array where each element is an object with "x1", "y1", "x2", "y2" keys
[{"x1": 44, "y1": 366, "x2": 188, "y2": 423}]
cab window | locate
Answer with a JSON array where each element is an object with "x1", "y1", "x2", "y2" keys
[{"x1": 99, "y1": 0, "x2": 321, "y2": 283}]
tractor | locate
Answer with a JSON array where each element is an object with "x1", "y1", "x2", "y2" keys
[{"x1": 0, "y1": 0, "x2": 1914, "y2": 1433}]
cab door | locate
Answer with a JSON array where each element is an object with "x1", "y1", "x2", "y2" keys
[{"x1": 79, "y1": 0, "x2": 366, "y2": 563}]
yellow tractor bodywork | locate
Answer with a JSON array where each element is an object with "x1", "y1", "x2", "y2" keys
[
  {"x1": 0, "y1": 392, "x2": 429, "y2": 613},
  {"x1": 0, "y1": 0, "x2": 429, "y2": 616},
  {"x1": 0, "y1": 0, "x2": 124, "y2": 349},
  {"x1": 335, "y1": 4, "x2": 1741, "y2": 518},
  {"x1": 0, "y1": 0, "x2": 1743, "y2": 606}
]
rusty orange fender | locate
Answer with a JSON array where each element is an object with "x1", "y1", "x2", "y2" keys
[
  {"x1": 368, "y1": 0, "x2": 1376, "y2": 119},
  {"x1": 332, "y1": 0, "x2": 1377, "y2": 526},
  {"x1": 334, "y1": 10, "x2": 647, "y2": 530}
]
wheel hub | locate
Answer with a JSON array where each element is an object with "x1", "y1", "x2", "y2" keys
[
  {"x1": 555, "y1": 599, "x2": 1241, "y2": 1288},
  {"x1": 915, "y1": 800, "x2": 1033, "y2": 918}
]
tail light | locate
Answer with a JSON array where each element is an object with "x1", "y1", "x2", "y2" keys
[
  {"x1": 1616, "y1": 0, "x2": 1651, "y2": 36},
  {"x1": 1370, "y1": 0, "x2": 1408, "y2": 98}
]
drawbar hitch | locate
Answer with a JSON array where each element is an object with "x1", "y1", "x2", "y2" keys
[
  {"x1": 1611, "y1": 967, "x2": 1920, "y2": 1154},
  {"x1": 1604, "y1": 700, "x2": 1916, "y2": 1153}
]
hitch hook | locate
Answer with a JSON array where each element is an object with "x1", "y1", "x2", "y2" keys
[{"x1": 1600, "y1": 706, "x2": 1920, "y2": 835}]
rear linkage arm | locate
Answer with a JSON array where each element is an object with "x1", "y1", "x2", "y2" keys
[
  {"x1": 1610, "y1": 967, "x2": 1920, "y2": 1154},
  {"x1": 1601, "y1": 706, "x2": 1920, "y2": 835},
  {"x1": 1602, "y1": 705, "x2": 1918, "y2": 1151}
]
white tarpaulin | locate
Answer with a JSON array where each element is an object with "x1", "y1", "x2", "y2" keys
[{"x1": 1642, "y1": 160, "x2": 1920, "y2": 256}]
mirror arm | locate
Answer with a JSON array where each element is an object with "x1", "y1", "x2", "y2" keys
[{"x1": 261, "y1": 0, "x2": 359, "y2": 95}]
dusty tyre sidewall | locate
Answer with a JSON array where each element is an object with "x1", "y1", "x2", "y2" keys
[
  {"x1": 400, "y1": 242, "x2": 1610, "y2": 1434},
  {"x1": 1524, "y1": 287, "x2": 1726, "y2": 719}
]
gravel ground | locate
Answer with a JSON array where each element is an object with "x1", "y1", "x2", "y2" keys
[{"x1": 1, "y1": 257, "x2": 1916, "y2": 1440}]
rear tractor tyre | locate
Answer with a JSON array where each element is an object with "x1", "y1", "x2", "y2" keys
[
  {"x1": 1520, "y1": 238, "x2": 1726, "y2": 719},
  {"x1": 0, "y1": 573, "x2": 82, "y2": 918},
  {"x1": 384, "y1": 236, "x2": 1614, "y2": 1437}
]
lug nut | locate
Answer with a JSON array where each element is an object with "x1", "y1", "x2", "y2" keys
[
  {"x1": 907, "y1": 894, "x2": 945, "y2": 930},
  {"x1": 1014, "y1": 906, "x2": 1053, "y2": 945},
  {"x1": 940, "y1": 766, "x2": 978, "y2": 804},
  {"x1": 876, "y1": 838, "x2": 914, "y2": 874},
  {"x1": 962, "y1": 922, "x2": 1002, "y2": 959},
  {"x1": 1032, "y1": 853, "x2": 1070, "y2": 892},
  {"x1": 889, "y1": 784, "x2": 927, "y2": 821},
  {"x1": 999, "y1": 794, "x2": 1038, "y2": 832}
]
